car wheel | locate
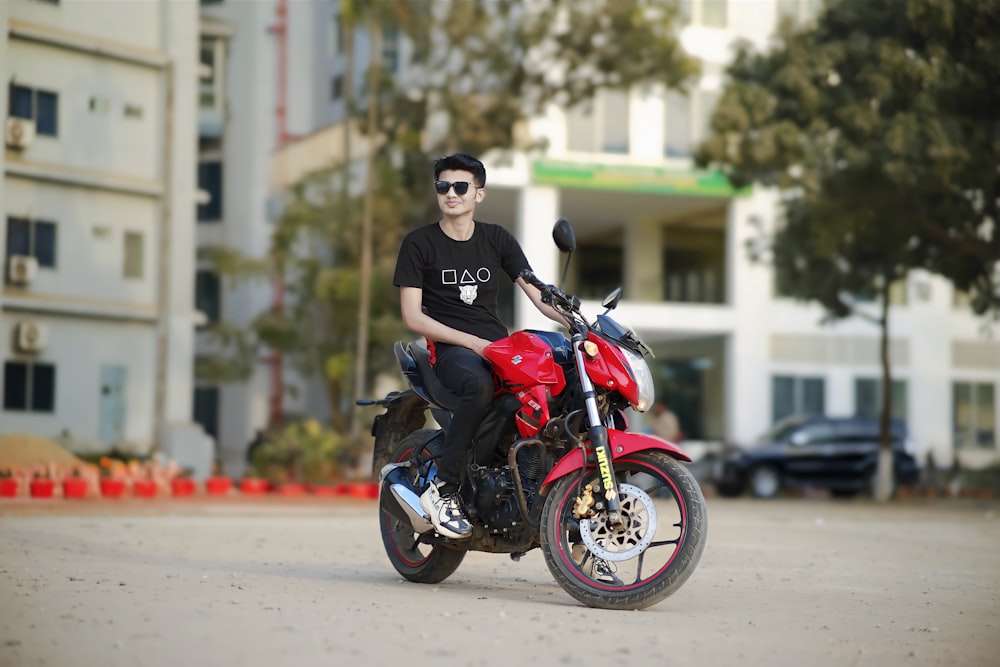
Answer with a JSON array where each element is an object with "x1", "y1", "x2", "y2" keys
[
  {"x1": 748, "y1": 465, "x2": 781, "y2": 499},
  {"x1": 715, "y1": 480, "x2": 744, "y2": 497}
]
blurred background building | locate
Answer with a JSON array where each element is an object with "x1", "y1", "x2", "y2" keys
[
  {"x1": 3, "y1": 0, "x2": 997, "y2": 475},
  {"x1": 2, "y1": 0, "x2": 211, "y2": 472}
]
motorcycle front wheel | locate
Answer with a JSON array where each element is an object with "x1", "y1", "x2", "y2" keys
[
  {"x1": 540, "y1": 450, "x2": 707, "y2": 610},
  {"x1": 380, "y1": 429, "x2": 466, "y2": 584}
]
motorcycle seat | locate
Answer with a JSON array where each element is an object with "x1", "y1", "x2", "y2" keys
[{"x1": 403, "y1": 339, "x2": 461, "y2": 411}]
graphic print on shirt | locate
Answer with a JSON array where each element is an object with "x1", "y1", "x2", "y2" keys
[{"x1": 441, "y1": 267, "x2": 492, "y2": 306}]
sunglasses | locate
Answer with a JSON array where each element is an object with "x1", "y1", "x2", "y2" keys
[{"x1": 434, "y1": 180, "x2": 479, "y2": 196}]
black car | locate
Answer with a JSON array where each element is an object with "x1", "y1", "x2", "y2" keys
[{"x1": 716, "y1": 414, "x2": 921, "y2": 498}]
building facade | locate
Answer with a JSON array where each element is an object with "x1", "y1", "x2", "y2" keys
[
  {"x1": 1, "y1": 0, "x2": 207, "y2": 467},
  {"x1": 202, "y1": 0, "x2": 997, "y2": 473}
]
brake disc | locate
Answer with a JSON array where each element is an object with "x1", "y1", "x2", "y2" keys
[{"x1": 579, "y1": 482, "x2": 658, "y2": 562}]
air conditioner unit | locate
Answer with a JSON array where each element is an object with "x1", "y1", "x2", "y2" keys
[
  {"x1": 15, "y1": 320, "x2": 49, "y2": 353},
  {"x1": 7, "y1": 255, "x2": 38, "y2": 286},
  {"x1": 5, "y1": 117, "x2": 36, "y2": 149}
]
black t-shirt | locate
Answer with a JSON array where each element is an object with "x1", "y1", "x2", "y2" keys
[{"x1": 394, "y1": 221, "x2": 531, "y2": 346}]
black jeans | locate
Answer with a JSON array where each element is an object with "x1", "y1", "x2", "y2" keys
[{"x1": 432, "y1": 345, "x2": 495, "y2": 486}]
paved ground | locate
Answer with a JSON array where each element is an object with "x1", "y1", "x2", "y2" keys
[{"x1": 1, "y1": 495, "x2": 998, "y2": 667}]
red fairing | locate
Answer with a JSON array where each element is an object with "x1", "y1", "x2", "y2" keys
[
  {"x1": 582, "y1": 333, "x2": 639, "y2": 406},
  {"x1": 540, "y1": 430, "x2": 692, "y2": 494},
  {"x1": 485, "y1": 331, "x2": 567, "y2": 438}
]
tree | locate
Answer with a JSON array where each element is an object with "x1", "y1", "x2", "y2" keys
[
  {"x1": 696, "y1": 0, "x2": 1000, "y2": 500},
  {"x1": 202, "y1": 0, "x2": 701, "y2": 455}
]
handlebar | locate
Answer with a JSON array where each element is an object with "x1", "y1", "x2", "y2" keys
[{"x1": 519, "y1": 269, "x2": 581, "y2": 316}]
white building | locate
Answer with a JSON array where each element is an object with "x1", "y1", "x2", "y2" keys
[
  {"x1": 193, "y1": 0, "x2": 348, "y2": 476},
  {"x1": 208, "y1": 0, "x2": 998, "y2": 472},
  {"x1": 474, "y1": 0, "x2": 999, "y2": 468},
  {"x1": 1, "y1": 0, "x2": 209, "y2": 470}
]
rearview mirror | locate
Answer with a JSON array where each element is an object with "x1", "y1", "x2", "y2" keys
[{"x1": 552, "y1": 218, "x2": 576, "y2": 253}]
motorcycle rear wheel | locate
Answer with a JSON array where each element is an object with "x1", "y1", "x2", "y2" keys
[
  {"x1": 540, "y1": 450, "x2": 707, "y2": 610},
  {"x1": 380, "y1": 429, "x2": 466, "y2": 584}
]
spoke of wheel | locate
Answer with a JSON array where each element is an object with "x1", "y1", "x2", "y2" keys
[
  {"x1": 649, "y1": 538, "x2": 680, "y2": 548},
  {"x1": 634, "y1": 551, "x2": 645, "y2": 584}
]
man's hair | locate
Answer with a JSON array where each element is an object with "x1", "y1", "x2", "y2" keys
[{"x1": 433, "y1": 153, "x2": 486, "y2": 187}]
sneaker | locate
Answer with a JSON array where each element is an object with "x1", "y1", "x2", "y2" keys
[
  {"x1": 419, "y1": 481, "x2": 472, "y2": 539},
  {"x1": 592, "y1": 558, "x2": 624, "y2": 586},
  {"x1": 572, "y1": 544, "x2": 624, "y2": 586}
]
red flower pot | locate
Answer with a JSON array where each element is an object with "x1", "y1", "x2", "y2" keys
[
  {"x1": 30, "y1": 479, "x2": 56, "y2": 499},
  {"x1": 277, "y1": 482, "x2": 306, "y2": 496},
  {"x1": 205, "y1": 476, "x2": 232, "y2": 495},
  {"x1": 239, "y1": 478, "x2": 269, "y2": 495},
  {"x1": 349, "y1": 482, "x2": 379, "y2": 500},
  {"x1": 100, "y1": 478, "x2": 126, "y2": 499},
  {"x1": 133, "y1": 479, "x2": 158, "y2": 498},
  {"x1": 0, "y1": 479, "x2": 18, "y2": 497},
  {"x1": 63, "y1": 478, "x2": 89, "y2": 499},
  {"x1": 170, "y1": 478, "x2": 196, "y2": 497}
]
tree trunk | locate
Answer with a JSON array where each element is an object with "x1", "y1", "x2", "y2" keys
[
  {"x1": 349, "y1": 15, "x2": 380, "y2": 452},
  {"x1": 875, "y1": 277, "x2": 894, "y2": 502}
]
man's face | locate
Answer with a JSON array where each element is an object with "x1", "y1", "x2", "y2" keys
[{"x1": 435, "y1": 168, "x2": 484, "y2": 218}]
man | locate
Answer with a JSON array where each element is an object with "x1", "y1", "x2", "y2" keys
[{"x1": 393, "y1": 153, "x2": 564, "y2": 539}]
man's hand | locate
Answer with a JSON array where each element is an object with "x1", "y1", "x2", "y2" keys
[{"x1": 468, "y1": 336, "x2": 492, "y2": 358}]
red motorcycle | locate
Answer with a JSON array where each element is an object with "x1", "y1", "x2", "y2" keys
[{"x1": 359, "y1": 219, "x2": 706, "y2": 610}]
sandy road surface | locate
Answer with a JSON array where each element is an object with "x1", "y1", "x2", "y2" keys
[{"x1": 1, "y1": 496, "x2": 998, "y2": 667}]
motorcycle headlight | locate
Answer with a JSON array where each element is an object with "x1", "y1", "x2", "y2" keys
[{"x1": 619, "y1": 346, "x2": 655, "y2": 412}]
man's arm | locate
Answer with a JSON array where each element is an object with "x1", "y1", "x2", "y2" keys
[
  {"x1": 399, "y1": 286, "x2": 492, "y2": 357},
  {"x1": 515, "y1": 277, "x2": 568, "y2": 327}
]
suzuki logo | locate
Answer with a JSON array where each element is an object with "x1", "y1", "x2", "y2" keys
[{"x1": 511, "y1": 355, "x2": 523, "y2": 365}]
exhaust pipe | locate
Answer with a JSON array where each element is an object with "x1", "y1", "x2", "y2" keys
[{"x1": 379, "y1": 462, "x2": 433, "y2": 534}]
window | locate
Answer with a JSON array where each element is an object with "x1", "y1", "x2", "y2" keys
[
  {"x1": 854, "y1": 378, "x2": 908, "y2": 421},
  {"x1": 195, "y1": 270, "x2": 222, "y2": 324},
  {"x1": 663, "y1": 88, "x2": 719, "y2": 159},
  {"x1": 566, "y1": 89, "x2": 630, "y2": 154},
  {"x1": 193, "y1": 386, "x2": 220, "y2": 439},
  {"x1": 6, "y1": 217, "x2": 57, "y2": 267},
  {"x1": 199, "y1": 38, "x2": 225, "y2": 111},
  {"x1": 9, "y1": 85, "x2": 58, "y2": 136},
  {"x1": 197, "y1": 161, "x2": 223, "y2": 221},
  {"x1": 575, "y1": 237, "x2": 623, "y2": 301},
  {"x1": 793, "y1": 421, "x2": 837, "y2": 445},
  {"x1": 331, "y1": 74, "x2": 343, "y2": 101},
  {"x1": 382, "y1": 27, "x2": 400, "y2": 73},
  {"x1": 953, "y1": 382, "x2": 996, "y2": 450},
  {"x1": 772, "y1": 375, "x2": 825, "y2": 424},
  {"x1": 123, "y1": 231, "x2": 144, "y2": 279},
  {"x1": 698, "y1": 89, "x2": 720, "y2": 144},
  {"x1": 664, "y1": 91, "x2": 692, "y2": 157},
  {"x1": 3, "y1": 361, "x2": 56, "y2": 412},
  {"x1": 329, "y1": 13, "x2": 344, "y2": 57},
  {"x1": 776, "y1": 0, "x2": 823, "y2": 26},
  {"x1": 663, "y1": 226, "x2": 726, "y2": 304},
  {"x1": 850, "y1": 280, "x2": 909, "y2": 306},
  {"x1": 676, "y1": 0, "x2": 692, "y2": 26},
  {"x1": 701, "y1": 0, "x2": 728, "y2": 28}
]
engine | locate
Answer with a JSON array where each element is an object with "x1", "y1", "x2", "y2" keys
[{"x1": 470, "y1": 465, "x2": 520, "y2": 531}]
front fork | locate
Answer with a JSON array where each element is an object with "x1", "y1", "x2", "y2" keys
[{"x1": 572, "y1": 335, "x2": 624, "y2": 529}]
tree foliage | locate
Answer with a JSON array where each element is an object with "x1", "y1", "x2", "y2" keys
[
  {"x1": 698, "y1": 0, "x2": 1000, "y2": 315},
  {"x1": 696, "y1": 0, "x2": 1000, "y2": 499},
  {"x1": 201, "y1": 0, "x2": 701, "y2": 435}
]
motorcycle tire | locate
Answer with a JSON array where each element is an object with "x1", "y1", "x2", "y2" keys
[
  {"x1": 540, "y1": 450, "x2": 707, "y2": 610},
  {"x1": 379, "y1": 429, "x2": 467, "y2": 584}
]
